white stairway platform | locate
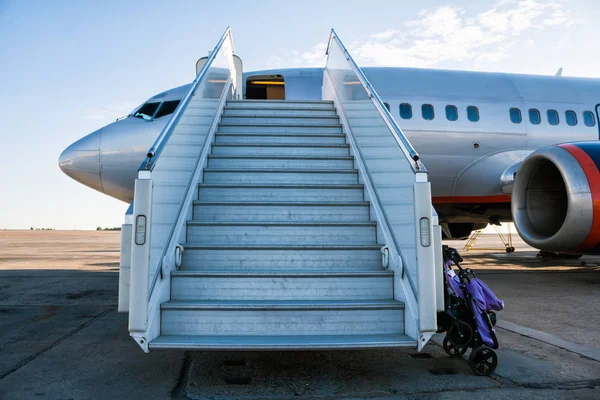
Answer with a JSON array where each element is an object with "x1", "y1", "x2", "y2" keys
[{"x1": 151, "y1": 100, "x2": 410, "y2": 350}]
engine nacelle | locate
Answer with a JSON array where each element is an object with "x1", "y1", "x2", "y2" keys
[{"x1": 512, "y1": 142, "x2": 600, "y2": 254}]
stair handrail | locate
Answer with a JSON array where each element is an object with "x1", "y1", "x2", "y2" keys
[
  {"x1": 324, "y1": 29, "x2": 438, "y2": 345},
  {"x1": 128, "y1": 27, "x2": 237, "y2": 349},
  {"x1": 326, "y1": 29, "x2": 425, "y2": 173},
  {"x1": 140, "y1": 26, "x2": 235, "y2": 172},
  {"x1": 147, "y1": 28, "x2": 237, "y2": 298}
]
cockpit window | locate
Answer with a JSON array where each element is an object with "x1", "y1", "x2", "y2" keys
[
  {"x1": 154, "y1": 100, "x2": 181, "y2": 119},
  {"x1": 133, "y1": 102, "x2": 160, "y2": 120}
]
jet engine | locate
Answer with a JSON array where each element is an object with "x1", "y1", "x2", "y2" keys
[{"x1": 512, "y1": 142, "x2": 600, "y2": 254}]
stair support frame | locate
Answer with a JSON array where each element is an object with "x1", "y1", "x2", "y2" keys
[
  {"x1": 323, "y1": 62, "x2": 438, "y2": 350},
  {"x1": 128, "y1": 80, "x2": 232, "y2": 352}
]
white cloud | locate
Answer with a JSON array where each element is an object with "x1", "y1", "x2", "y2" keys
[
  {"x1": 543, "y1": 8, "x2": 573, "y2": 26},
  {"x1": 265, "y1": 43, "x2": 328, "y2": 68},
  {"x1": 300, "y1": 43, "x2": 328, "y2": 67},
  {"x1": 271, "y1": 0, "x2": 575, "y2": 71},
  {"x1": 83, "y1": 102, "x2": 135, "y2": 120},
  {"x1": 371, "y1": 29, "x2": 399, "y2": 40},
  {"x1": 348, "y1": 0, "x2": 575, "y2": 69},
  {"x1": 265, "y1": 55, "x2": 285, "y2": 68}
]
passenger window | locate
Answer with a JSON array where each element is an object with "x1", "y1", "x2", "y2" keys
[
  {"x1": 584, "y1": 111, "x2": 596, "y2": 127},
  {"x1": 400, "y1": 103, "x2": 412, "y2": 119},
  {"x1": 467, "y1": 106, "x2": 479, "y2": 122},
  {"x1": 566, "y1": 110, "x2": 577, "y2": 126},
  {"x1": 384, "y1": 102, "x2": 391, "y2": 112},
  {"x1": 422, "y1": 104, "x2": 434, "y2": 120},
  {"x1": 547, "y1": 110, "x2": 559, "y2": 126},
  {"x1": 133, "y1": 102, "x2": 160, "y2": 120},
  {"x1": 445, "y1": 105, "x2": 458, "y2": 121},
  {"x1": 509, "y1": 108, "x2": 522, "y2": 124},
  {"x1": 154, "y1": 100, "x2": 181, "y2": 119},
  {"x1": 529, "y1": 109, "x2": 541, "y2": 125}
]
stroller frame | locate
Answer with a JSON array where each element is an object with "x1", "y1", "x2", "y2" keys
[{"x1": 437, "y1": 245, "x2": 500, "y2": 376}]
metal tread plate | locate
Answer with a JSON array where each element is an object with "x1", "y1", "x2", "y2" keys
[
  {"x1": 161, "y1": 299, "x2": 404, "y2": 310},
  {"x1": 211, "y1": 143, "x2": 349, "y2": 148},
  {"x1": 202, "y1": 168, "x2": 357, "y2": 173},
  {"x1": 208, "y1": 155, "x2": 353, "y2": 160},
  {"x1": 218, "y1": 123, "x2": 343, "y2": 127},
  {"x1": 215, "y1": 133, "x2": 345, "y2": 137},
  {"x1": 170, "y1": 270, "x2": 392, "y2": 277},
  {"x1": 149, "y1": 334, "x2": 416, "y2": 350},
  {"x1": 227, "y1": 100, "x2": 334, "y2": 104},
  {"x1": 181, "y1": 244, "x2": 384, "y2": 249},
  {"x1": 221, "y1": 114, "x2": 339, "y2": 119},
  {"x1": 186, "y1": 221, "x2": 376, "y2": 227},
  {"x1": 198, "y1": 183, "x2": 364, "y2": 188},
  {"x1": 192, "y1": 200, "x2": 369, "y2": 206}
]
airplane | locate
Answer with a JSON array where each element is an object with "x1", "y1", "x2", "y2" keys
[{"x1": 58, "y1": 65, "x2": 600, "y2": 256}]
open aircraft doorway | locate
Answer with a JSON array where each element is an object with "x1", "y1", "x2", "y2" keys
[{"x1": 246, "y1": 74, "x2": 285, "y2": 100}]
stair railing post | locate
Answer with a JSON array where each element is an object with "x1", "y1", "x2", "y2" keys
[
  {"x1": 432, "y1": 209, "x2": 444, "y2": 313},
  {"x1": 128, "y1": 172, "x2": 153, "y2": 336},
  {"x1": 413, "y1": 175, "x2": 438, "y2": 350},
  {"x1": 118, "y1": 204, "x2": 134, "y2": 312}
]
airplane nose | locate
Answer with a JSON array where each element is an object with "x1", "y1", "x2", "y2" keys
[{"x1": 59, "y1": 128, "x2": 104, "y2": 193}]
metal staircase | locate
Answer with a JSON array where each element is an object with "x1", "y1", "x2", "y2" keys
[
  {"x1": 149, "y1": 99, "x2": 413, "y2": 349},
  {"x1": 120, "y1": 28, "x2": 442, "y2": 353}
]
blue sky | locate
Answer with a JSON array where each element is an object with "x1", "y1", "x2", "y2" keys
[{"x1": 0, "y1": 0, "x2": 599, "y2": 230}]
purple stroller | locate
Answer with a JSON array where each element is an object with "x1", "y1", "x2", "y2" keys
[{"x1": 437, "y1": 246, "x2": 504, "y2": 376}]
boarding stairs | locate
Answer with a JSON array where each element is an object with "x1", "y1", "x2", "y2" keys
[{"x1": 120, "y1": 28, "x2": 442, "y2": 352}]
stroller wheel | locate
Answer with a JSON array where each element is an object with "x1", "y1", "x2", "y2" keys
[
  {"x1": 468, "y1": 346, "x2": 498, "y2": 376},
  {"x1": 447, "y1": 320, "x2": 473, "y2": 347},
  {"x1": 443, "y1": 336, "x2": 467, "y2": 357}
]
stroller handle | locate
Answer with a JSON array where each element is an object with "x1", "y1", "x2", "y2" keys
[{"x1": 443, "y1": 245, "x2": 464, "y2": 265}]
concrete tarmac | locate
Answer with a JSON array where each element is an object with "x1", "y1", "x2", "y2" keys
[{"x1": 0, "y1": 230, "x2": 599, "y2": 399}]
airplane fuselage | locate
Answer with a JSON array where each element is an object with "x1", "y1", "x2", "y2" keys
[{"x1": 59, "y1": 67, "x2": 600, "y2": 232}]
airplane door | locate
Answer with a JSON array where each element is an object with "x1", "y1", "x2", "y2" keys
[{"x1": 596, "y1": 104, "x2": 600, "y2": 139}]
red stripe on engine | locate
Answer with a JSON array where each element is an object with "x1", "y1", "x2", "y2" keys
[
  {"x1": 559, "y1": 143, "x2": 600, "y2": 250},
  {"x1": 432, "y1": 195, "x2": 511, "y2": 204}
]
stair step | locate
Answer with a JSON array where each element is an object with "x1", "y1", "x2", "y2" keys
[
  {"x1": 215, "y1": 133, "x2": 347, "y2": 144},
  {"x1": 163, "y1": 299, "x2": 401, "y2": 309},
  {"x1": 211, "y1": 143, "x2": 350, "y2": 156},
  {"x1": 180, "y1": 244, "x2": 383, "y2": 270},
  {"x1": 186, "y1": 221, "x2": 377, "y2": 245},
  {"x1": 198, "y1": 183, "x2": 365, "y2": 202},
  {"x1": 226, "y1": 100, "x2": 334, "y2": 110},
  {"x1": 218, "y1": 124, "x2": 342, "y2": 134},
  {"x1": 202, "y1": 169, "x2": 358, "y2": 184},
  {"x1": 170, "y1": 270, "x2": 393, "y2": 301},
  {"x1": 192, "y1": 201, "x2": 370, "y2": 222},
  {"x1": 223, "y1": 108, "x2": 337, "y2": 117},
  {"x1": 159, "y1": 299, "x2": 404, "y2": 336},
  {"x1": 207, "y1": 155, "x2": 354, "y2": 170},
  {"x1": 150, "y1": 334, "x2": 416, "y2": 350},
  {"x1": 221, "y1": 116, "x2": 340, "y2": 126}
]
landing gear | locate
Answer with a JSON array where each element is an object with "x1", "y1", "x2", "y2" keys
[
  {"x1": 463, "y1": 223, "x2": 514, "y2": 253},
  {"x1": 468, "y1": 346, "x2": 498, "y2": 376}
]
